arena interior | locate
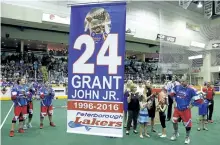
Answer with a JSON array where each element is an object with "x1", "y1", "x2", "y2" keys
[{"x1": 1, "y1": 1, "x2": 220, "y2": 145}]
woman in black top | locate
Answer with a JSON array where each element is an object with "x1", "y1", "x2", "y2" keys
[
  {"x1": 145, "y1": 81, "x2": 157, "y2": 132},
  {"x1": 126, "y1": 84, "x2": 140, "y2": 135}
]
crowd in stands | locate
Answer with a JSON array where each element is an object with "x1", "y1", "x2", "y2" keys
[
  {"x1": 1, "y1": 51, "x2": 205, "y2": 86},
  {"x1": 1, "y1": 52, "x2": 67, "y2": 85},
  {"x1": 124, "y1": 56, "x2": 173, "y2": 84}
]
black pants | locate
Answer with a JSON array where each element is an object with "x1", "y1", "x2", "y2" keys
[
  {"x1": 167, "y1": 95, "x2": 173, "y2": 120},
  {"x1": 207, "y1": 99, "x2": 214, "y2": 120},
  {"x1": 126, "y1": 110, "x2": 139, "y2": 131},
  {"x1": 159, "y1": 112, "x2": 166, "y2": 128}
]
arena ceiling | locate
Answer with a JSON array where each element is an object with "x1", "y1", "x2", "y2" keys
[{"x1": 45, "y1": 0, "x2": 204, "y2": 15}]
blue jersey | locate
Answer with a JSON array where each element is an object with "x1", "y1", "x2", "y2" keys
[
  {"x1": 39, "y1": 87, "x2": 55, "y2": 107},
  {"x1": 172, "y1": 85, "x2": 197, "y2": 111},
  {"x1": 26, "y1": 84, "x2": 35, "y2": 102},
  {"x1": 11, "y1": 85, "x2": 29, "y2": 107},
  {"x1": 198, "y1": 99, "x2": 209, "y2": 115},
  {"x1": 192, "y1": 99, "x2": 209, "y2": 116},
  {"x1": 165, "y1": 81, "x2": 174, "y2": 95},
  {"x1": 2, "y1": 81, "x2": 8, "y2": 87}
]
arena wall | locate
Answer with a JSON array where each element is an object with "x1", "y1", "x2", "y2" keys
[{"x1": 1, "y1": 85, "x2": 219, "y2": 101}]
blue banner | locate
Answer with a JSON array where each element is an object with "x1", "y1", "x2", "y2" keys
[{"x1": 67, "y1": 2, "x2": 126, "y2": 137}]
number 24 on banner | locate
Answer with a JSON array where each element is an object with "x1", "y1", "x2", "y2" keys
[{"x1": 73, "y1": 34, "x2": 122, "y2": 75}]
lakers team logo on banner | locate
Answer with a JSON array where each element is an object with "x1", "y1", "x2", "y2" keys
[{"x1": 67, "y1": 2, "x2": 126, "y2": 137}]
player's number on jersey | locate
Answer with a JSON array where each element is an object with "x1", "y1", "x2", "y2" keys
[{"x1": 73, "y1": 34, "x2": 121, "y2": 74}]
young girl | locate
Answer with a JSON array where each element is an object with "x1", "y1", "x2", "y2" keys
[
  {"x1": 157, "y1": 98, "x2": 167, "y2": 138},
  {"x1": 197, "y1": 99, "x2": 209, "y2": 131},
  {"x1": 145, "y1": 80, "x2": 157, "y2": 132},
  {"x1": 191, "y1": 91, "x2": 209, "y2": 131},
  {"x1": 138, "y1": 96, "x2": 151, "y2": 138}
]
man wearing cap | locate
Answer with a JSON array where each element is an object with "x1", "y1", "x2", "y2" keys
[{"x1": 170, "y1": 78, "x2": 199, "y2": 144}]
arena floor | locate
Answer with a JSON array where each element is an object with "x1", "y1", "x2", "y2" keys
[{"x1": 1, "y1": 97, "x2": 220, "y2": 145}]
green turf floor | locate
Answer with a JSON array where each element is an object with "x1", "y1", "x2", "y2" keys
[{"x1": 1, "y1": 97, "x2": 220, "y2": 145}]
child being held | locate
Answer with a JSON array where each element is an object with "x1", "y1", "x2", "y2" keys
[{"x1": 138, "y1": 95, "x2": 152, "y2": 138}]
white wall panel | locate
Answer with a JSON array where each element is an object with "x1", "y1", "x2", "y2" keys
[{"x1": 1, "y1": 1, "x2": 212, "y2": 47}]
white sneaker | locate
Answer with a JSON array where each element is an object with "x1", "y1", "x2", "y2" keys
[
  {"x1": 158, "y1": 133, "x2": 162, "y2": 136},
  {"x1": 23, "y1": 125, "x2": 28, "y2": 130},
  {"x1": 27, "y1": 123, "x2": 32, "y2": 128},
  {"x1": 160, "y1": 134, "x2": 167, "y2": 138},
  {"x1": 171, "y1": 133, "x2": 178, "y2": 141},
  {"x1": 145, "y1": 133, "x2": 150, "y2": 138},
  {"x1": 184, "y1": 137, "x2": 190, "y2": 144},
  {"x1": 203, "y1": 127, "x2": 208, "y2": 131},
  {"x1": 140, "y1": 134, "x2": 144, "y2": 138},
  {"x1": 177, "y1": 133, "x2": 180, "y2": 137}
]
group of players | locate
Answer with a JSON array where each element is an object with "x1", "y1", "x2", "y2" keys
[
  {"x1": 124, "y1": 76, "x2": 215, "y2": 144},
  {"x1": 9, "y1": 78, "x2": 56, "y2": 137},
  {"x1": 7, "y1": 76, "x2": 215, "y2": 144}
]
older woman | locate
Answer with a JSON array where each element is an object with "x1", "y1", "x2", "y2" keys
[{"x1": 126, "y1": 84, "x2": 140, "y2": 135}]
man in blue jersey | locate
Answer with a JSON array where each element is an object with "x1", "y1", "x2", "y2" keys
[
  {"x1": 39, "y1": 83, "x2": 56, "y2": 129},
  {"x1": 170, "y1": 78, "x2": 200, "y2": 144},
  {"x1": 9, "y1": 78, "x2": 29, "y2": 137}
]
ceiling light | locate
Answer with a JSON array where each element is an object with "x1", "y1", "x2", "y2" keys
[
  {"x1": 4, "y1": 45, "x2": 6, "y2": 46},
  {"x1": 197, "y1": 2, "x2": 203, "y2": 8},
  {"x1": 16, "y1": 46, "x2": 18, "y2": 47},
  {"x1": 2, "y1": 42, "x2": 4, "y2": 43},
  {"x1": 15, "y1": 43, "x2": 17, "y2": 44},
  {"x1": 188, "y1": 55, "x2": 203, "y2": 60},
  {"x1": 190, "y1": 41, "x2": 205, "y2": 48},
  {"x1": 28, "y1": 44, "x2": 30, "y2": 45},
  {"x1": 14, "y1": 39, "x2": 17, "y2": 40},
  {"x1": 28, "y1": 40, "x2": 30, "y2": 41}
]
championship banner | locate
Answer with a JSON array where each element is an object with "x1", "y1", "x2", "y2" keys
[{"x1": 67, "y1": 2, "x2": 126, "y2": 137}]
